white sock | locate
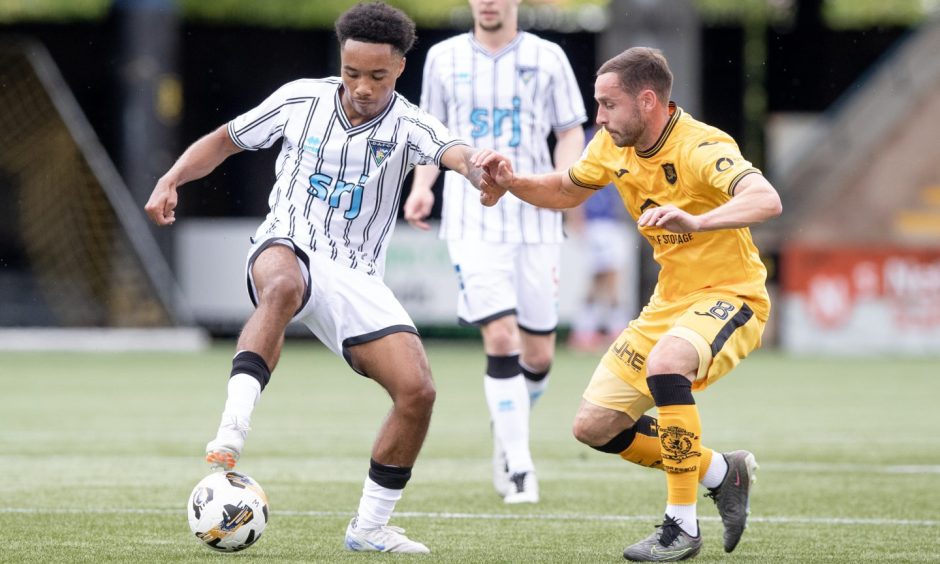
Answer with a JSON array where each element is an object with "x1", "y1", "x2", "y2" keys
[
  {"x1": 666, "y1": 504, "x2": 698, "y2": 537},
  {"x1": 355, "y1": 477, "x2": 403, "y2": 530},
  {"x1": 483, "y1": 374, "x2": 533, "y2": 475},
  {"x1": 519, "y1": 360, "x2": 550, "y2": 408},
  {"x1": 700, "y1": 452, "x2": 728, "y2": 489},
  {"x1": 221, "y1": 373, "x2": 261, "y2": 428},
  {"x1": 523, "y1": 375, "x2": 550, "y2": 408}
]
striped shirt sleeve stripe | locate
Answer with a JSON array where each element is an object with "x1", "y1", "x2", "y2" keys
[
  {"x1": 234, "y1": 100, "x2": 304, "y2": 136},
  {"x1": 229, "y1": 98, "x2": 310, "y2": 150},
  {"x1": 568, "y1": 169, "x2": 605, "y2": 190},
  {"x1": 227, "y1": 120, "x2": 253, "y2": 150},
  {"x1": 553, "y1": 115, "x2": 588, "y2": 132},
  {"x1": 727, "y1": 168, "x2": 761, "y2": 196},
  {"x1": 434, "y1": 139, "x2": 470, "y2": 165},
  {"x1": 400, "y1": 116, "x2": 446, "y2": 146}
]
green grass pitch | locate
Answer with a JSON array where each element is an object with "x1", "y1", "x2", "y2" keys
[{"x1": 2, "y1": 341, "x2": 938, "y2": 562}]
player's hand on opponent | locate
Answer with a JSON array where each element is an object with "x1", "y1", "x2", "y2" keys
[
  {"x1": 144, "y1": 177, "x2": 179, "y2": 226},
  {"x1": 403, "y1": 187, "x2": 435, "y2": 231},
  {"x1": 473, "y1": 149, "x2": 514, "y2": 207},
  {"x1": 637, "y1": 204, "x2": 701, "y2": 233}
]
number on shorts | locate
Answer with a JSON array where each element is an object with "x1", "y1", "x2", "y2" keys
[{"x1": 695, "y1": 300, "x2": 736, "y2": 320}]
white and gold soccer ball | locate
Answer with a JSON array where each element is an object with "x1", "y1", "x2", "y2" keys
[{"x1": 187, "y1": 471, "x2": 269, "y2": 552}]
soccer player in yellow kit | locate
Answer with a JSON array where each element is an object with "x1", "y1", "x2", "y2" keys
[{"x1": 475, "y1": 47, "x2": 782, "y2": 561}]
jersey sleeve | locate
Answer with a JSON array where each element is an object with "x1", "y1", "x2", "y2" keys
[
  {"x1": 227, "y1": 82, "x2": 298, "y2": 151},
  {"x1": 546, "y1": 44, "x2": 588, "y2": 132},
  {"x1": 691, "y1": 138, "x2": 762, "y2": 196},
  {"x1": 406, "y1": 108, "x2": 467, "y2": 167},
  {"x1": 420, "y1": 45, "x2": 448, "y2": 125},
  {"x1": 567, "y1": 129, "x2": 613, "y2": 190}
]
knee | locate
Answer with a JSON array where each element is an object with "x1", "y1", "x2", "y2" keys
[
  {"x1": 644, "y1": 351, "x2": 678, "y2": 377},
  {"x1": 415, "y1": 379, "x2": 437, "y2": 411},
  {"x1": 482, "y1": 319, "x2": 518, "y2": 354},
  {"x1": 571, "y1": 420, "x2": 593, "y2": 446},
  {"x1": 400, "y1": 377, "x2": 436, "y2": 416},
  {"x1": 645, "y1": 337, "x2": 698, "y2": 377},
  {"x1": 257, "y1": 274, "x2": 304, "y2": 312},
  {"x1": 571, "y1": 412, "x2": 605, "y2": 446},
  {"x1": 521, "y1": 348, "x2": 553, "y2": 373}
]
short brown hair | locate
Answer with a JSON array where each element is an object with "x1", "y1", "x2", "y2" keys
[{"x1": 597, "y1": 47, "x2": 672, "y2": 103}]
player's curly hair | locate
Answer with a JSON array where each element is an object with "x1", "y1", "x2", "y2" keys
[{"x1": 335, "y1": 2, "x2": 417, "y2": 56}]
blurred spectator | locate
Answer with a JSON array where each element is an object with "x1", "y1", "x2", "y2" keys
[{"x1": 566, "y1": 175, "x2": 640, "y2": 353}]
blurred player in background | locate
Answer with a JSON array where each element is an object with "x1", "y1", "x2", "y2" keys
[
  {"x1": 477, "y1": 47, "x2": 782, "y2": 561},
  {"x1": 145, "y1": 2, "x2": 493, "y2": 554},
  {"x1": 403, "y1": 0, "x2": 586, "y2": 504},
  {"x1": 566, "y1": 180, "x2": 640, "y2": 353}
]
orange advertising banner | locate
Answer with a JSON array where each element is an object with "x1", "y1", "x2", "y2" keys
[{"x1": 781, "y1": 246, "x2": 940, "y2": 354}]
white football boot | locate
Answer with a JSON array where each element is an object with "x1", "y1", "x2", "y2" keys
[
  {"x1": 503, "y1": 471, "x2": 539, "y2": 504},
  {"x1": 205, "y1": 414, "x2": 250, "y2": 471},
  {"x1": 344, "y1": 517, "x2": 430, "y2": 554},
  {"x1": 492, "y1": 433, "x2": 511, "y2": 497}
]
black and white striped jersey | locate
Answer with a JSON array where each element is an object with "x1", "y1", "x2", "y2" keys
[
  {"x1": 228, "y1": 78, "x2": 465, "y2": 277},
  {"x1": 422, "y1": 31, "x2": 587, "y2": 244}
]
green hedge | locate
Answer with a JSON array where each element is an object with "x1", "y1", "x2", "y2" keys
[{"x1": 0, "y1": 0, "x2": 931, "y2": 28}]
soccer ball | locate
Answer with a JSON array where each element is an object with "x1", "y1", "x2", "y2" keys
[{"x1": 187, "y1": 471, "x2": 269, "y2": 552}]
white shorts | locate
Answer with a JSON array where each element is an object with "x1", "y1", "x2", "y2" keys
[
  {"x1": 245, "y1": 237, "x2": 417, "y2": 373},
  {"x1": 585, "y1": 219, "x2": 635, "y2": 274},
  {"x1": 447, "y1": 239, "x2": 560, "y2": 334}
]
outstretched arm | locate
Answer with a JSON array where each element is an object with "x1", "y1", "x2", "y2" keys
[
  {"x1": 144, "y1": 125, "x2": 242, "y2": 226},
  {"x1": 439, "y1": 144, "x2": 484, "y2": 188},
  {"x1": 475, "y1": 150, "x2": 594, "y2": 210},
  {"x1": 638, "y1": 173, "x2": 782, "y2": 232}
]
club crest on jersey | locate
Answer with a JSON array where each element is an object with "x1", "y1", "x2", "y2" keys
[
  {"x1": 368, "y1": 139, "x2": 396, "y2": 167},
  {"x1": 516, "y1": 65, "x2": 537, "y2": 84},
  {"x1": 662, "y1": 163, "x2": 678, "y2": 185}
]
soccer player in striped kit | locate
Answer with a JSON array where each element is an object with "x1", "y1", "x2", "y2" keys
[
  {"x1": 145, "y1": 2, "x2": 495, "y2": 554},
  {"x1": 404, "y1": 0, "x2": 587, "y2": 504}
]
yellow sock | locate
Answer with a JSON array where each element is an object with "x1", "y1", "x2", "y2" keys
[
  {"x1": 617, "y1": 416, "x2": 714, "y2": 482},
  {"x1": 657, "y1": 403, "x2": 703, "y2": 505},
  {"x1": 619, "y1": 431, "x2": 663, "y2": 468},
  {"x1": 618, "y1": 416, "x2": 662, "y2": 468}
]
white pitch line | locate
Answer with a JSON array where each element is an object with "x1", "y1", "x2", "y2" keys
[
  {"x1": 1, "y1": 507, "x2": 936, "y2": 527},
  {"x1": 762, "y1": 462, "x2": 940, "y2": 475}
]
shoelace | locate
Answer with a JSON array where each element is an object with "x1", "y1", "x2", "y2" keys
[
  {"x1": 368, "y1": 525, "x2": 416, "y2": 549},
  {"x1": 657, "y1": 516, "x2": 684, "y2": 547},
  {"x1": 704, "y1": 487, "x2": 721, "y2": 504},
  {"x1": 509, "y1": 472, "x2": 527, "y2": 493}
]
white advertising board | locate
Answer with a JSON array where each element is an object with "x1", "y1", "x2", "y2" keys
[{"x1": 177, "y1": 219, "x2": 593, "y2": 328}]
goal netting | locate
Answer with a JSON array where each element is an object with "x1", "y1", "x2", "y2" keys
[{"x1": 0, "y1": 38, "x2": 201, "y2": 346}]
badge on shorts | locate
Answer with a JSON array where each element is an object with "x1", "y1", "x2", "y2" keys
[
  {"x1": 662, "y1": 163, "x2": 678, "y2": 185},
  {"x1": 368, "y1": 139, "x2": 396, "y2": 167}
]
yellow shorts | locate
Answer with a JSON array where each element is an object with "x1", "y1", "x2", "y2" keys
[{"x1": 583, "y1": 293, "x2": 766, "y2": 420}]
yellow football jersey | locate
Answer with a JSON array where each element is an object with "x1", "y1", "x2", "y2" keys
[{"x1": 569, "y1": 104, "x2": 770, "y2": 318}]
